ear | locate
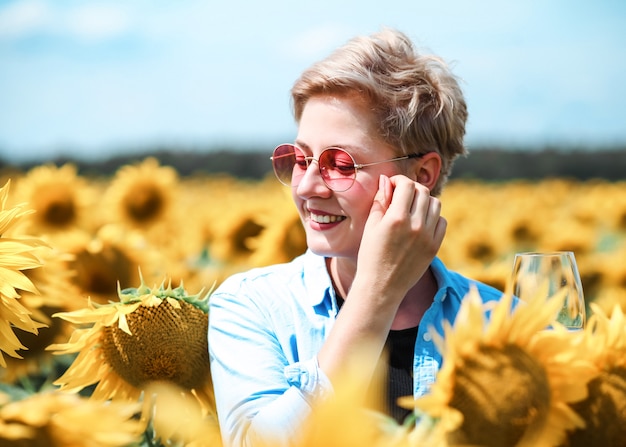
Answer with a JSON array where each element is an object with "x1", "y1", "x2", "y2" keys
[{"x1": 412, "y1": 152, "x2": 441, "y2": 191}]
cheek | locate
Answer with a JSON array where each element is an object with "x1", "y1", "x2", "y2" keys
[{"x1": 341, "y1": 182, "x2": 377, "y2": 220}]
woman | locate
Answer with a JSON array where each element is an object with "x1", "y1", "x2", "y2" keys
[{"x1": 208, "y1": 28, "x2": 504, "y2": 447}]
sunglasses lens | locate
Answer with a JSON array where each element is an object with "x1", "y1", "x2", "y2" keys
[
  {"x1": 272, "y1": 144, "x2": 302, "y2": 185},
  {"x1": 319, "y1": 148, "x2": 357, "y2": 191},
  {"x1": 271, "y1": 145, "x2": 357, "y2": 191}
]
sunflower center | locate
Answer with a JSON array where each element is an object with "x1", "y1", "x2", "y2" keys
[
  {"x1": 448, "y1": 344, "x2": 551, "y2": 447},
  {"x1": 466, "y1": 240, "x2": 495, "y2": 262},
  {"x1": 123, "y1": 183, "x2": 164, "y2": 223},
  {"x1": 70, "y1": 246, "x2": 138, "y2": 301},
  {"x1": 568, "y1": 366, "x2": 626, "y2": 447},
  {"x1": 283, "y1": 217, "x2": 307, "y2": 260},
  {"x1": 510, "y1": 221, "x2": 537, "y2": 244},
  {"x1": 231, "y1": 218, "x2": 264, "y2": 255},
  {"x1": 101, "y1": 300, "x2": 210, "y2": 390},
  {"x1": 40, "y1": 193, "x2": 76, "y2": 227}
]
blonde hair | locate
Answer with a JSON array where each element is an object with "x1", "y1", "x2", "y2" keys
[{"x1": 291, "y1": 28, "x2": 468, "y2": 196}]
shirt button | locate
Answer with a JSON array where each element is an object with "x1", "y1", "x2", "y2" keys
[{"x1": 423, "y1": 332, "x2": 432, "y2": 342}]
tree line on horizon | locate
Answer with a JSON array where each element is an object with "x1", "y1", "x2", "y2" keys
[{"x1": 1, "y1": 145, "x2": 625, "y2": 182}]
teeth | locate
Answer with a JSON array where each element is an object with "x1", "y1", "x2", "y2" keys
[{"x1": 310, "y1": 213, "x2": 346, "y2": 224}]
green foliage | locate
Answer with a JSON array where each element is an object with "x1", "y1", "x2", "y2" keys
[{"x1": 1, "y1": 144, "x2": 625, "y2": 180}]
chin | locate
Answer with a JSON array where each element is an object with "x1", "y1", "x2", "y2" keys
[
  {"x1": 306, "y1": 240, "x2": 356, "y2": 260},
  {"x1": 305, "y1": 239, "x2": 335, "y2": 257},
  {"x1": 307, "y1": 244, "x2": 335, "y2": 258}
]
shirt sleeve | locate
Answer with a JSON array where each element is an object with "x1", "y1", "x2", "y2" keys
[
  {"x1": 208, "y1": 280, "x2": 333, "y2": 447},
  {"x1": 284, "y1": 357, "x2": 334, "y2": 403}
]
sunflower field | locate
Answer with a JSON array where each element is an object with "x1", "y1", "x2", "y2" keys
[{"x1": 0, "y1": 157, "x2": 625, "y2": 447}]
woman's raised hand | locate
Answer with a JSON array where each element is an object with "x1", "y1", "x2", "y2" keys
[{"x1": 356, "y1": 174, "x2": 447, "y2": 302}]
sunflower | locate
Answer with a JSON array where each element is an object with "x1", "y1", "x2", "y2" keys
[
  {"x1": 400, "y1": 286, "x2": 598, "y2": 447},
  {"x1": 59, "y1": 228, "x2": 147, "y2": 305},
  {"x1": 47, "y1": 275, "x2": 216, "y2": 414},
  {"x1": 0, "y1": 180, "x2": 48, "y2": 368},
  {"x1": 11, "y1": 163, "x2": 97, "y2": 235},
  {"x1": 100, "y1": 159, "x2": 184, "y2": 283},
  {"x1": 564, "y1": 303, "x2": 626, "y2": 446},
  {"x1": 248, "y1": 209, "x2": 306, "y2": 267},
  {"x1": 246, "y1": 183, "x2": 307, "y2": 267},
  {"x1": 0, "y1": 245, "x2": 84, "y2": 383},
  {"x1": 103, "y1": 157, "x2": 178, "y2": 230},
  {"x1": 0, "y1": 389, "x2": 144, "y2": 446},
  {"x1": 141, "y1": 381, "x2": 222, "y2": 447},
  {"x1": 507, "y1": 215, "x2": 541, "y2": 250},
  {"x1": 209, "y1": 205, "x2": 267, "y2": 267}
]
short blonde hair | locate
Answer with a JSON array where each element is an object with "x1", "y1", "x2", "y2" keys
[{"x1": 291, "y1": 28, "x2": 468, "y2": 196}]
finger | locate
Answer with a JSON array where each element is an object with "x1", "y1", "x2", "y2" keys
[
  {"x1": 409, "y1": 182, "x2": 433, "y2": 219},
  {"x1": 421, "y1": 195, "x2": 441, "y2": 228},
  {"x1": 386, "y1": 175, "x2": 417, "y2": 212},
  {"x1": 434, "y1": 215, "x2": 447, "y2": 245},
  {"x1": 368, "y1": 175, "x2": 393, "y2": 221}
]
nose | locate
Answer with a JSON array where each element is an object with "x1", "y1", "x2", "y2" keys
[{"x1": 295, "y1": 159, "x2": 332, "y2": 198}]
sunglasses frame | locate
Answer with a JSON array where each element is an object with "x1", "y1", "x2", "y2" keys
[{"x1": 270, "y1": 143, "x2": 424, "y2": 192}]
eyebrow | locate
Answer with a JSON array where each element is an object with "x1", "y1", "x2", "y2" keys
[
  {"x1": 293, "y1": 140, "x2": 309, "y2": 151},
  {"x1": 294, "y1": 140, "x2": 368, "y2": 155}
]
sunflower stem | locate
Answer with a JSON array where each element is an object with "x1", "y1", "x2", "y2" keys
[{"x1": 17, "y1": 374, "x2": 36, "y2": 394}]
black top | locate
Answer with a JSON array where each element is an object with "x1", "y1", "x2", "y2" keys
[
  {"x1": 386, "y1": 326, "x2": 418, "y2": 423},
  {"x1": 336, "y1": 296, "x2": 417, "y2": 423}
]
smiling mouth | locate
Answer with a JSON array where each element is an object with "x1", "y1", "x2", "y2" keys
[{"x1": 310, "y1": 212, "x2": 347, "y2": 224}]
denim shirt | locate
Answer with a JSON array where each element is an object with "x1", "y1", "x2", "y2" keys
[{"x1": 208, "y1": 250, "x2": 504, "y2": 447}]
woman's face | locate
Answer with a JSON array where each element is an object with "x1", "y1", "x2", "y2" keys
[{"x1": 292, "y1": 93, "x2": 408, "y2": 260}]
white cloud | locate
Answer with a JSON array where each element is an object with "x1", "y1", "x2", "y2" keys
[
  {"x1": 64, "y1": 3, "x2": 132, "y2": 42},
  {"x1": 0, "y1": 0, "x2": 50, "y2": 38},
  {"x1": 0, "y1": 0, "x2": 133, "y2": 42}
]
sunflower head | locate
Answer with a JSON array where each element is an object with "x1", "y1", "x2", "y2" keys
[
  {"x1": 63, "y1": 231, "x2": 143, "y2": 304},
  {"x1": 446, "y1": 344, "x2": 551, "y2": 446},
  {"x1": 565, "y1": 304, "x2": 626, "y2": 446},
  {"x1": 0, "y1": 179, "x2": 49, "y2": 368},
  {"x1": 1, "y1": 246, "x2": 89, "y2": 383},
  {"x1": 508, "y1": 216, "x2": 541, "y2": 248},
  {"x1": 104, "y1": 157, "x2": 178, "y2": 228},
  {"x1": 48, "y1": 274, "x2": 216, "y2": 413},
  {"x1": 247, "y1": 205, "x2": 307, "y2": 267},
  {"x1": 71, "y1": 243, "x2": 139, "y2": 297},
  {"x1": 103, "y1": 279, "x2": 211, "y2": 390},
  {"x1": 12, "y1": 163, "x2": 96, "y2": 234},
  {"x1": 401, "y1": 286, "x2": 598, "y2": 447}
]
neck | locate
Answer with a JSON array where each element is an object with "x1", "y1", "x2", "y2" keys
[
  {"x1": 326, "y1": 256, "x2": 356, "y2": 300},
  {"x1": 390, "y1": 269, "x2": 437, "y2": 330},
  {"x1": 326, "y1": 256, "x2": 437, "y2": 330}
]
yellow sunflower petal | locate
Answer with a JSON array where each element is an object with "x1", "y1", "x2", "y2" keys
[
  {"x1": 0, "y1": 391, "x2": 144, "y2": 446},
  {"x1": 565, "y1": 303, "x2": 626, "y2": 445},
  {"x1": 409, "y1": 283, "x2": 598, "y2": 447},
  {"x1": 48, "y1": 275, "x2": 214, "y2": 415}
]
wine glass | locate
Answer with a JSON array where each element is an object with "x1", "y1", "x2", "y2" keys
[{"x1": 509, "y1": 251, "x2": 586, "y2": 330}]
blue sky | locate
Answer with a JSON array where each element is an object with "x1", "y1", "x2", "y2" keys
[{"x1": 1, "y1": 0, "x2": 625, "y2": 162}]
